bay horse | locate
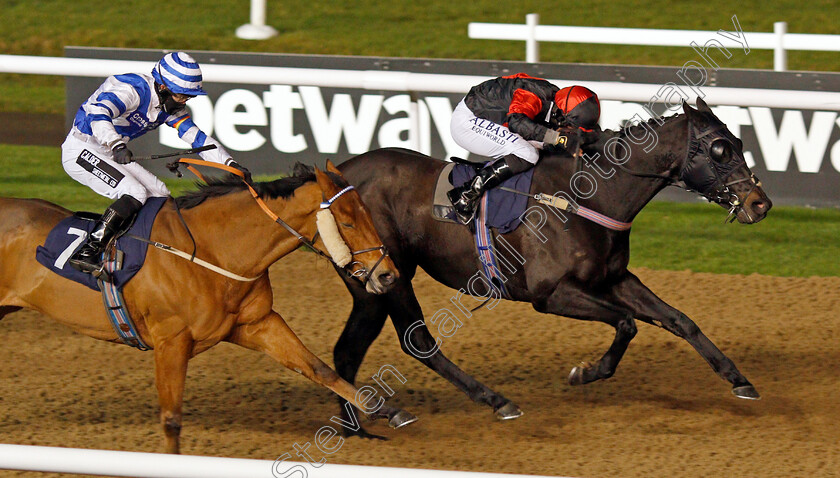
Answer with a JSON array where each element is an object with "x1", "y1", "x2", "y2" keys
[
  {"x1": 330, "y1": 99, "x2": 772, "y2": 436},
  {"x1": 0, "y1": 161, "x2": 416, "y2": 454}
]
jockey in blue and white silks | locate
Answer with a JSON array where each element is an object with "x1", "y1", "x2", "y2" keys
[{"x1": 61, "y1": 51, "x2": 252, "y2": 277}]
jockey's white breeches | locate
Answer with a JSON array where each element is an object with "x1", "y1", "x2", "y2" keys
[
  {"x1": 61, "y1": 131, "x2": 170, "y2": 204},
  {"x1": 449, "y1": 99, "x2": 541, "y2": 164}
]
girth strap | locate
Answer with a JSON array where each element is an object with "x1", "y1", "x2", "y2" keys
[
  {"x1": 98, "y1": 249, "x2": 151, "y2": 350},
  {"x1": 500, "y1": 187, "x2": 632, "y2": 231}
]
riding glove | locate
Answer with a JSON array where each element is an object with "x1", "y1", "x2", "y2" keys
[
  {"x1": 544, "y1": 128, "x2": 583, "y2": 156},
  {"x1": 544, "y1": 128, "x2": 600, "y2": 157},
  {"x1": 228, "y1": 161, "x2": 252, "y2": 184},
  {"x1": 112, "y1": 144, "x2": 134, "y2": 164}
]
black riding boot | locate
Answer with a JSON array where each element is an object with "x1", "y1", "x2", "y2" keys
[
  {"x1": 68, "y1": 195, "x2": 143, "y2": 277},
  {"x1": 447, "y1": 158, "x2": 516, "y2": 224}
]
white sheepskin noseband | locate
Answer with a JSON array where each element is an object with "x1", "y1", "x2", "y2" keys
[{"x1": 316, "y1": 209, "x2": 352, "y2": 267}]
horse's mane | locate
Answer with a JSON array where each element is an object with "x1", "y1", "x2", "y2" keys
[
  {"x1": 174, "y1": 162, "x2": 349, "y2": 209},
  {"x1": 564, "y1": 113, "x2": 686, "y2": 170},
  {"x1": 612, "y1": 112, "x2": 683, "y2": 139}
]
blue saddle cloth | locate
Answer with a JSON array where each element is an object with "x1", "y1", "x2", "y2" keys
[
  {"x1": 35, "y1": 197, "x2": 168, "y2": 292},
  {"x1": 450, "y1": 164, "x2": 534, "y2": 234}
]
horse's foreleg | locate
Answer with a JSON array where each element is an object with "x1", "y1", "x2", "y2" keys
[
  {"x1": 609, "y1": 272, "x2": 758, "y2": 399},
  {"x1": 539, "y1": 285, "x2": 637, "y2": 385},
  {"x1": 387, "y1": 280, "x2": 522, "y2": 420},
  {"x1": 227, "y1": 311, "x2": 418, "y2": 430},
  {"x1": 332, "y1": 289, "x2": 390, "y2": 438},
  {"x1": 153, "y1": 330, "x2": 193, "y2": 454}
]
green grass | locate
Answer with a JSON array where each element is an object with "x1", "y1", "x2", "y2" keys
[
  {"x1": 630, "y1": 201, "x2": 840, "y2": 277},
  {"x1": 1, "y1": 144, "x2": 837, "y2": 277},
  {"x1": 0, "y1": 144, "x2": 113, "y2": 212},
  {"x1": 1, "y1": 0, "x2": 839, "y2": 114}
]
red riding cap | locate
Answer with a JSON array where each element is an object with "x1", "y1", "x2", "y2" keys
[{"x1": 554, "y1": 85, "x2": 600, "y2": 130}]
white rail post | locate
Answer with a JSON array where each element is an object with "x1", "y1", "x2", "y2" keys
[
  {"x1": 526, "y1": 13, "x2": 540, "y2": 63},
  {"x1": 236, "y1": 0, "x2": 278, "y2": 40},
  {"x1": 774, "y1": 21, "x2": 787, "y2": 72}
]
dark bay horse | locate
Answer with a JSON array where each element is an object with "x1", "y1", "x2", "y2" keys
[
  {"x1": 0, "y1": 161, "x2": 416, "y2": 453},
  {"x1": 331, "y1": 99, "x2": 772, "y2": 435}
]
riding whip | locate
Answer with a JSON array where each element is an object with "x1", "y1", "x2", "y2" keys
[{"x1": 133, "y1": 144, "x2": 217, "y2": 162}]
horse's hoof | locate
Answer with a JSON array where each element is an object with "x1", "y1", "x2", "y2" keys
[
  {"x1": 494, "y1": 402, "x2": 524, "y2": 420},
  {"x1": 568, "y1": 362, "x2": 593, "y2": 386},
  {"x1": 389, "y1": 410, "x2": 418, "y2": 429},
  {"x1": 732, "y1": 385, "x2": 761, "y2": 400}
]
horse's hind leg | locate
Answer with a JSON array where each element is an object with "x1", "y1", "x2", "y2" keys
[
  {"x1": 609, "y1": 273, "x2": 758, "y2": 399},
  {"x1": 153, "y1": 330, "x2": 192, "y2": 454},
  {"x1": 386, "y1": 278, "x2": 522, "y2": 420},
  {"x1": 227, "y1": 311, "x2": 418, "y2": 430}
]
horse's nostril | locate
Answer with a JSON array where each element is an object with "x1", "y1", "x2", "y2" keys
[
  {"x1": 752, "y1": 200, "x2": 768, "y2": 213},
  {"x1": 378, "y1": 272, "x2": 396, "y2": 286}
]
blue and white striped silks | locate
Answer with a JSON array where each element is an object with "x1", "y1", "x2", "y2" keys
[{"x1": 151, "y1": 52, "x2": 207, "y2": 96}]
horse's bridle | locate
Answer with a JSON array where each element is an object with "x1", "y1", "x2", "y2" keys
[
  {"x1": 315, "y1": 186, "x2": 390, "y2": 284},
  {"x1": 167, "y1": 158, "x2": 389, "y2": 285},
  {"x1": 611, "y1": 118, "x2": 761, "y2": 222},
  {"x1": 681, "y1": 121, "x2": 761, "y2": 223}
]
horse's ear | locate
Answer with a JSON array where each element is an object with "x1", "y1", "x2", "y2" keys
[
  {"x1": 325, "y1": 159, "x2": 342, "y2": 176},
  {"x1": 695, "y1": 97, "x2": 712, "y2": 112},
  {"x1": 682, "y1": 100, "x2": 696, "y2": 117},
  {"x1": 313, "y1": 166, "x2": 335, "y2": 191}
]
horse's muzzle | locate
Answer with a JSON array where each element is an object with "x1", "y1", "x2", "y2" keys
[
  {"x1": 352, "y1": 246, "x2": 398, "y2": 294},
  {"x1": 367, "y1": 270, "x2": 397, "y2": 294},
  {"x1": 736, "y1": 188, "x2": 773, "y2": 224}
]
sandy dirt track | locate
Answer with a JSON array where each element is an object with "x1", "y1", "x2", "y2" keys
[{"x1": 1, "y1": 251, "x2": 839, "y2": 478}]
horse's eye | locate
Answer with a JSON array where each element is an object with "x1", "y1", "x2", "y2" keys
[
  {"x1": 340, "y1": 222, "x2": 354, "y2": 229},
  {"x1": 709, "y1": 139, "x2": 732, "y2": 162}
]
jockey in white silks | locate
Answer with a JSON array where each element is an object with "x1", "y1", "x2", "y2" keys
[{"x1": 62, "y1": 51, "x2": 251, "y2": 276}]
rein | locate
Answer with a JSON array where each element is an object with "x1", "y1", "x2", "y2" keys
[
  {"x1": 167, "y1": 158, "x2": 388, "y2": 284},
  {"x1": 509, "y1": 113, "x2": 761, "y2": 231},
  {"x1": 125, "y1": 234, "x2": 261, "y2": 281}
]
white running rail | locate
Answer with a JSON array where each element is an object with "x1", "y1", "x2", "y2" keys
[
  {"x1": 468, "y1": 14, "x2": 840, "y2": 71},
  {"x1": 1, "y1": 54, "x2": 839, "y2": 111},
  {"x1": 0, "y1": 444, "x2": 566, "y2": 478}
]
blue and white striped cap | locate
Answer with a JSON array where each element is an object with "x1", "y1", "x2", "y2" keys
[{"x1": 151, "y1": 52, "x2": 207, "y2": 96}]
